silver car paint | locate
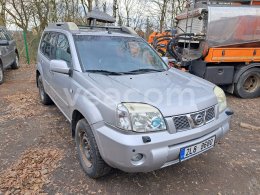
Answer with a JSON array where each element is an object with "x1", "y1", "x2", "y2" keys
[{"x1": 37, "y1": 28, "x2": 231, "y2": 172}]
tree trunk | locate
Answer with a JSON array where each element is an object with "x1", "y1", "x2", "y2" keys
[{"x1": 113, "y1": 0, "x2": 117, "y2": 19}]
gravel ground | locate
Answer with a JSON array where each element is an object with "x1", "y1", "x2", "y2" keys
[{"x1": 0, "y1": 65, "x2": 259, "y2": 195}]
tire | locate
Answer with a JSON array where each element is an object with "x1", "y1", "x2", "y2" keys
[
  {"x1": 0, "y1": 63, "x2": 4, "y2": 85},
  {"x1": 234, "y1": 68, "x2": 260, "y2": 99},
  {"x1": 75, "y1": 119, "x2": 111, "y2": 178},
  {"x1": 37, "y1": 75, "x2": 53, "y2": 105},
  {"x1": 11, "y1": 53, "x2": 20, "y2": 69}
]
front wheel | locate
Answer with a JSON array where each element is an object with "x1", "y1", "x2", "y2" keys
[
  {"x1": 75, "y1": 119, "x2": 111, "y2": 178},
  {"x1": 0, "y1": 63, "x2": 4, "y2": 85},
  {"x1": 11, "y1": 53, "x2": 20, "y2": 69},
  {"x1": 234, "y1": 68, "x2": 260, "y2": 99}
]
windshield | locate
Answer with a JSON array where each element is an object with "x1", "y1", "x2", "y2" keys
[{"x1": 74, "y1": 35, "x2": 168, "y2": 74}]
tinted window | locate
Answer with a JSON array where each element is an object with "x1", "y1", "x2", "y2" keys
[
  {"x1": 40, "y1": 32, "x2": 57, "y2": 59},
  {"x1": 56, "y1": 34, "x2": 72, "y2": 66}
]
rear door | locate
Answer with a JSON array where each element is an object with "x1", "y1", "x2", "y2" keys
[{"x1": 0, "y1": 30, "x2": 10, "y2": 67}]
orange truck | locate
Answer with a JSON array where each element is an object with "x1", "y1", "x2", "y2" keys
[{"x1": 157, "y1": 0, "x2": 260, "y2": 98}]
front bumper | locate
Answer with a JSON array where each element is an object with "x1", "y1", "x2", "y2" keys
[{"x1": 92, "y1": 109, "x2": 231, "y2": 173}]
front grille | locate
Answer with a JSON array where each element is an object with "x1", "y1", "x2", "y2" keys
[
  {"x1": 173, "y1": 115, "x2": 190, "y2": 130},
  {"x1": 205, "y1": 107, "x2": 215, "y2": 122},
  {"x1": 173, "y1": 106, "x2": 216, "y2": 131}
]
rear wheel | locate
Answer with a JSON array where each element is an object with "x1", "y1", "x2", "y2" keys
[
  {"x1": 234, "y1": 68, "x2": 260, "y2": 98},
  {"x1": 11, "y1": 53, "x2": 20, "y2": 69},
  {"x1": 75, "y1": 119, "x2": 111, "y2": 178},
  {"x1": 0, "y1": 63, "x2": 4, "y2": 85},
  {"x1": 37, "y1": 75, "x2": 53, "y2": 105}
]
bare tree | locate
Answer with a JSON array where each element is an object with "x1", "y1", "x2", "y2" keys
[
  {"x1": 81, "y1": 0, "x2": 94, "y2": 16},
  {"x1": 0, "y1": 0, "x2": 6, "y2": 26},
  {"x1": 31, "y1": 0, "x2": 50, "y2": 34},
  {"x1": 149, "y1": 0, "x2": 170, "y2": 32},
  {"x1": 113, "y1": 0, "x2": 118, "y2": 18},
  {"x1": 5, "y1": 0, "x2": 32, "y2": 32}
]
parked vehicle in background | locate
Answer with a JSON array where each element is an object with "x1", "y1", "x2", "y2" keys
[
  {"x1": 149, "y1": 0, "x2": 260, "y2": 99},
  {"x1": 36, "y1": 17, "x2": 233, "y2": 178},
  {"x1": 0, "y1": 26, "x2": 20, "y2": 84}
]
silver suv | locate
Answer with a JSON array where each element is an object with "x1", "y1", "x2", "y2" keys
[
  {"x1": 0, "y1": 26, "x2": 20, "y2": 84},
  {"x1": 36, "y1": 22, "x2": 232, "y2": 178}
]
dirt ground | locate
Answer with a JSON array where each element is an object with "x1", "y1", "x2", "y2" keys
[{"x1": 0, "y1": 65, "x2": 259, "y2": 195}]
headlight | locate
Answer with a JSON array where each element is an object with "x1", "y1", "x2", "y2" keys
[
  {"x1": 116, "y1": 103, "x2": 166, "y2": 132},
  {"x1": 214, "y1": 86, "x2": 227, "y2": 113}
]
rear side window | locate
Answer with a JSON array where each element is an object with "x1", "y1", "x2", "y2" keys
[
  {"x1": 3, "y1": 31, "x2": 12, "y2": 41},
  {"x1": 56, "y1": 34, "x2": 72, "y2": 66},
  {"x1": 40, "y1": 32, "x2": 57, "y2": 59},
  {"x1": 0, "y1": 31, "x2": 7, "y2": 40}
]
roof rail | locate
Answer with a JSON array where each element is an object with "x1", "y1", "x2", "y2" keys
[
  {"x1": 78, "y1": 25, "x2": 138, "y2": 36},
  {"x1": 47, "y1": 22, "x2": 79, "y2": 31},
  {"x1": 46, "y1": 22, "x2": 137, "y2": 36}
]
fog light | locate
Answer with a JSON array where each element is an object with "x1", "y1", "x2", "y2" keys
[{"x1": 131, "y1": 153, "x2": 143, "y2": 162}]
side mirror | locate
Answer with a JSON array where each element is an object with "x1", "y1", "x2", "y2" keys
[
  {"x1": 50, "y1": 60, "x2": 71, "y2": 75},
  {"x1": 0, "y1": 40, "x2": 9, "y2": 46},
  {"x1": 162, "y1": 56, "x2": 169, "y2": 65}
]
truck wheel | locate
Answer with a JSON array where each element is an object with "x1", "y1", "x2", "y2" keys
[
  {"x1": 75, "y1": 119, "x2": 111, "y2": 178},
  {"x1": 11, "y1": 53, "x2": 20, "y2": 69},
  {"x1": 0, "y1": 63, "x2": 4, "y2": 85},
  {"x1": 37, "y1": 75, "x2": 53, "y2": 105},
  {"x1": 234, "y1": 68, "x2": 260, "y2": 98}
]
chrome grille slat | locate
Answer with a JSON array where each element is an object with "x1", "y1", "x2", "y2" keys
[{"x1": 173, "y1": 106, "x2": 216, "y2": 132}]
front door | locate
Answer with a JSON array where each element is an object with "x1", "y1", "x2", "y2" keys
[
  {"x1": 38, "y1": 32, "x2": 57, "y2": 97},
  {"x1": 50, "y1": 33, "x2": 73, "y2": 118}
]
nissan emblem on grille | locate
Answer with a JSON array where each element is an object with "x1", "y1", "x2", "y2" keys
[{"x1": 194, "y1": 114, "x2": 204, "y2": 125}]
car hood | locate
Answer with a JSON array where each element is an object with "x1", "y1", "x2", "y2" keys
[{"x1": 87, "y1": 68, "x2": 217, "y2": 116}]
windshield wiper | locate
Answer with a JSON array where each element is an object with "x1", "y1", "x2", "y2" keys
[
  {"x1": 127, "y1": 68, "x2": 165, "y2": 74},
  {"x1": 87, "y1": 70, "x2": 124, "y2": 75}
]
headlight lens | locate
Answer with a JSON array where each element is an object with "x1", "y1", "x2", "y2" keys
[
  {"x1": 116, "y1": 103, "x2": 166, "y2": 132},
  {"x1": 214, "y1": 86, "x2": 227, "y2": 113}
]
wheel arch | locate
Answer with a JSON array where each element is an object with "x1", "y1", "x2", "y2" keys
[
  {"x1": 71, "y1": 100, "x2": 103, "y2": 138},
  {"x1": 71, "y1": 110, "x2": 85, "y2": 138}
]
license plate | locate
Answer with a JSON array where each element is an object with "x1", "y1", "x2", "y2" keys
[{"x1": 180, "y1": 136, "x2": 216, "y2": 161}]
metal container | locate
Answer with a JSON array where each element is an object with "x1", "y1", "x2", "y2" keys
[
  {"x1": 207, "y1": 6, "x2": 260, "y2": 47},
  {"x1": 176, "y1": 6, "x2": 260, "y2": 48}
]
